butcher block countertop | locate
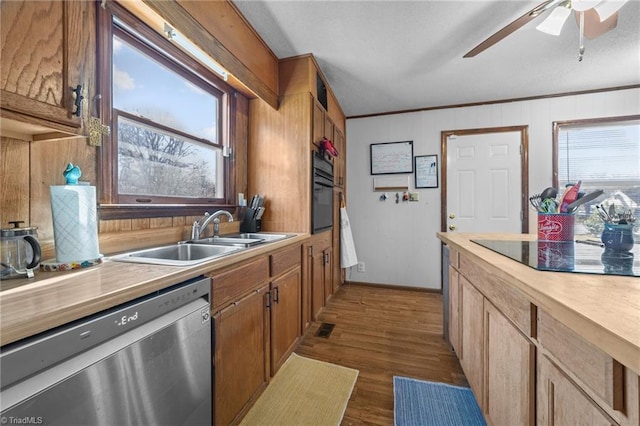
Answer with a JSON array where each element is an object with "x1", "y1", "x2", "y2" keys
[
  {"x1": 0, "y1": 234, "x2": 309, "y2": 347},
  {"x1": 438, "y1": 232, "x2": 640, "y2": 376}
]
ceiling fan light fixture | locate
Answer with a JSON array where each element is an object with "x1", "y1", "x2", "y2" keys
[
  {"x1": 536, "y1": 6, "x2": 572, "y2": 35},
  {"x1": 594, "y1": 0, "x2": 628, "y2": 21},
  {"x1": 571, "y1": 0, "x2": 602, "y2": 11}
]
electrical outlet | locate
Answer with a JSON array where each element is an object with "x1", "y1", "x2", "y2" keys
[{"x1": 357, "y1": 262, "x2": 365, "y2": 273}]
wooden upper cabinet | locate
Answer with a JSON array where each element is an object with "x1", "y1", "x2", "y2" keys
[
  {"x1": 312, "y1": 100, "x2": 325, "y2": 150},
  {"x1": 279, "y1": 54, "x2": 345, "y2": 135},
  {"x1": 1, "y1": 0, "x2": 95, "y2": 137},
  {"x1": 334, "y1": 128, "x2": 345, "y2": 187}
]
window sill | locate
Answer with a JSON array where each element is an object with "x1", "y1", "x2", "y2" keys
[{"x1": 99, "y1": 204, "x2": 237, "y2": 220}]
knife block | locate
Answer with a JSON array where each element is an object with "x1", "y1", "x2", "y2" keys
[{"x1": 240, "y1": 208, "x2": 261, "y2": 233}]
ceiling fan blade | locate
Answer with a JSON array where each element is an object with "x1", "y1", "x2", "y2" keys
[
  {"x1": 536, "y1": 6, "x2": 572, "y2": 35},
  {"x1": 594, "y1": 0, "x2": 628, "y2": 21},
  {"x1": 576, "y1": 7, "x2": 619, "y2": 39},
  {"x1": 463, "y1": 0, "x2": 564, "y2": 58}
]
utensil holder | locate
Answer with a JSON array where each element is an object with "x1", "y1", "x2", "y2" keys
[
  {"x1": 601, "y1": 223, "x2": 635, "y2": 251},
  {"x1": 240, "y1": 209, "x2": 261, "y2": 233},
  {"x1": 537, "y1": 213, "x2": 575, "y2": 242}
]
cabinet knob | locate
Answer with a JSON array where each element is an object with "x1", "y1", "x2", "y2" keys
[{"x1": 449, "y1": 224, "x2": 456, "y2": 231}]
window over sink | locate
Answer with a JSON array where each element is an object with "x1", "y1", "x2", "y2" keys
[{"x1": 98, "y1": 2, "x2": 237, "y2": 219}]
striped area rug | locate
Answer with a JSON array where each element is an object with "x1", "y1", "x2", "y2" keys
[{"x1": 393, "y1": 376, "x2": 485, "y2": 426}]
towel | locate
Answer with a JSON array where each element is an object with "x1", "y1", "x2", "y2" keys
[{"x1": 340, "y1": 207, "x2": 358, "y2": 268}]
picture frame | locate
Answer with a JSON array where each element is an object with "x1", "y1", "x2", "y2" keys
[
  {"x1": 415, "y1": 154, "x2": 439, "y2": 188},
  {"x1": 370, "y1": 141, "x2": 413, "y2": 175}
]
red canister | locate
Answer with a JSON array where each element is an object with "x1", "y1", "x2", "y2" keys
[{"x1": 537, "y1": 213, "x2": 575, "y2": 242}]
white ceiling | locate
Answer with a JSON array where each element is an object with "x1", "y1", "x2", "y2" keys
[{"x1": 232, "y1": 0, "x2": 640, "y2": 117}]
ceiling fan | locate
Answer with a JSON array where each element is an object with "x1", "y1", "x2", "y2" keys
[{"x1": 464, "y1": 0, "x2": 628, "y2": 61}]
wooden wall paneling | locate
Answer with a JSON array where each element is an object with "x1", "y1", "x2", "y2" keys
[
  {"x1": 248, "y1": 93, "x2": 312, "y2": 233},
  {"x1": 131, "y1": 218, "x2": 150, "y2": 231},
  {"x1": 176, "y1": 0, "x2": 278, "y2": 95},
  {"x1": 142, "y1": 0, "x2": 277, "y2": 108},
  {"x1": 0, "y1": 137, "x2": 30, "y2": 227},
  {"x1": 172, "y1": 216, "x2": 186, "y2": 227},
  {"x1": 150, "y1": 217, "x2": 173, "y2": 228},
  {"x1": 30, "y1": 137, "x2": 96, "y2": 241},
  {"x1": 234, "y1": 92, "x2": 249, "y2": 200},
  {"x1": 99, "y1": 219, "x2": 132, "y2": 234},
  {"x1": 278, "y1": 55, "x2": 313, "y2": 96}
]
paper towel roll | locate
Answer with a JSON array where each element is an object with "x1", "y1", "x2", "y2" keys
[{"x1": 50, "y1": 185, "x2": 100, "y2": 263}]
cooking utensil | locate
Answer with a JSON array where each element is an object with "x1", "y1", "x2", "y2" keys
[
  {"x1": 565, "y1": 189, "x2": 604, "y2": 213},
  {"x1": 540, "y1": 187, "x2": 558, "y2": 201},
  {"x1": 559, "y1": 181, "x2": 581, "y2": 213},
  {"x1": 529, "y1": 194, "x2": 543, "y2": 212},
  {"x1": 596, "y1": 204, "x2": 615, "y2": 223}
]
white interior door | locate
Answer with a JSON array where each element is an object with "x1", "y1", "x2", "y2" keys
[{"x1": 446, "y1": 131, "x2": 523, "y2": 233}]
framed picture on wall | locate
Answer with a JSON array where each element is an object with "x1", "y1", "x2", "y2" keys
[
  {"x1": 370, "y1": 141, "x2": 413, "y2": 175},
  {"x1": 415, "y1": 155, "x2": 438, "y2": 188}
]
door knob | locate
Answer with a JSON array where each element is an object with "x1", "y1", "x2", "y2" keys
[
  {"x1": 449, "y1": 224, "x2": 456, "y2": 231},
  {"x1": 449, "y1": 213, "x2": 456, "y2": 219}
]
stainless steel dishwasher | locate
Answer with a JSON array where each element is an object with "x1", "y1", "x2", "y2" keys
[{"x1": 0, "y1": 276, "x2": 212, "y2": 426}]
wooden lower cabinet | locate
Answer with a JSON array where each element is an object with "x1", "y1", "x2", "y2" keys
[
  {"x1": 448, "y1": 250, "x2": 638, "y2": 426},
  {"x1": 301, "y1": 242, "x2": 313, "y2": 331},
  {"x1": 323, "y1": 246, "x2": 333, "y2": 304},
  {"x1": 311, "y1": 231, "x2": 332, "y2": 320},
  {"x1": 213, "y1": 285, "x2": 270, "y2": 426},
  {"x1": 448, "y1": 265, "x2": 460, "y2": 353},
  {"x1": 311, "y1": 246, "x2": 325, "y2": 320},
  {"x1": 450, "y1": 252, "x2": 536, "y2": 425},
  {"x1": 537, "y1": 355, "x2": 616, "y2": 426},
  {"x1": 484, "y1": 301, "x2": 535, "y2": 425},
  {"x1": 460, "y1": 275, "x2": 484, "y2": 401},
  {"x1": 270, "y1": 265, "x2": 301, "y2": 374},
  {"x1": 210, "y1": 242, "x2": 305, "y2": 425}
]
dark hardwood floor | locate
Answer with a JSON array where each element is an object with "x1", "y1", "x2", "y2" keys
[{"x1": 295, "y1": 283, "x2": 468, "y2": 426}]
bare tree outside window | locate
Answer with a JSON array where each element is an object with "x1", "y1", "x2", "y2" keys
[
  {"x1": 111, "y1": 26, "x2": 225, "y2": 204},
  {"x1": 117, "y1": 116, "x2": 219, "y2": 198}
]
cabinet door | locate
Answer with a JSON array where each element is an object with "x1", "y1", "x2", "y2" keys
[
  {"x1": 312, "y1": 248, "x2": 325, "y2": 320},
  {"x1": 301, "y1": 242, "x2": 313, "y2": 331},
  {"x1": 448, "y1": 265, "x2": 460, "y2": 353},
  {"x1": 332, "y1": 188, "x2": 342, "y2": 293},
  {"x1": 1, "y1": 0, "x2": 94, "y2": 132},
  {"x1": 484, "y1": 301, "x2": 535, "y2": 425},
  {"x1": 460, "y1": 276, "x2": 484, "y2": 403},
  {"x1": 323, "y1": 247, "x2": 333, "y2": 303},
  {"x1": 538, "y1": 355, "x2": 616, "y2": 426},
  {"x1": 312, "y1": 100, "x2": 325, "y2": 150},
  {"x1": 270, "y1": 266, "x2": 302, "y2": 375},
  {"x1": 214, "y1": 286, "x2": 269, "y2": 426},
  {"x1": 334, "y1": 128, "x2": 345, "y2": 187}
]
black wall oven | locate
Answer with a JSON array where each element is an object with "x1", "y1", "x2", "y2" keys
[{"x1": 312, "y1": 152, "x2": 334, "y2": 233}]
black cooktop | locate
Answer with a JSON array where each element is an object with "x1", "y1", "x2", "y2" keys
[{"x1": 472, "y1": 239, "x2": 639, "y2": 277}]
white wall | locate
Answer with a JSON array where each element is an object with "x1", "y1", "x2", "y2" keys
[{"x1": 345, "y1": 88, "x2": 640, "y2": 290}]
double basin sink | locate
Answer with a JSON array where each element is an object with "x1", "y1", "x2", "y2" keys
[{"x1": 110, "y1": 233, "x2": 292, "y2": 266}]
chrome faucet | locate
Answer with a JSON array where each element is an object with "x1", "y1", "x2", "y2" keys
[{"x1": 191, "y1": 211, "x2": 234, "y2": 240}]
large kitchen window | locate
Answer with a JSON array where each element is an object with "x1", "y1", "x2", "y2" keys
[
  {"x1": 553, "y1": 115, "x2": 640, "y2": 236},
  {"x1": 98, "y1": 3, "x2": 236, "y2": 218}
]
